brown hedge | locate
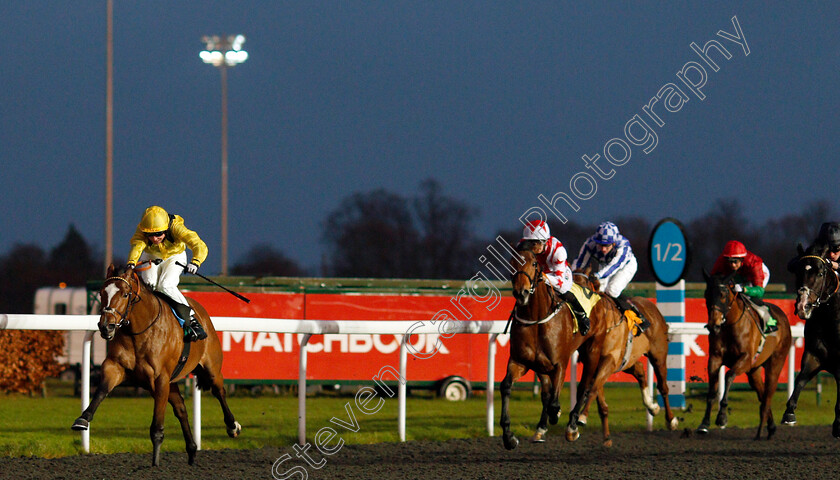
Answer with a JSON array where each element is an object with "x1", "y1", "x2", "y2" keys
[{"x1": 0, "y1": 330, "x2": 65, "y2": 394}]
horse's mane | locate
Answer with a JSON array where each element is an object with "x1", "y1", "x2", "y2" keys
[
  {"x1": 805, "y1": 242, "x2": 830, "y2": 258},
  {"x1": 107, "y1": 264, "x2": 154, "y2": 294},
  {"x1": 516, "y1": 240, "x2": 539, "y2": 254}
]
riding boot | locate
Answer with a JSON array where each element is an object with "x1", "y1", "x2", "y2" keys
[
  {"x1": 616, "y1": 295, "x2": 648, "y2": 336},
  {"x1": 561, "y1": 291, "x2": 590, "y2": 335},
  {"x1": 173, "y1": 302, "x2": 207, "y2": 342},
  {"x1": 188, "y1": 316, "x2": 208, "y2": 341}
]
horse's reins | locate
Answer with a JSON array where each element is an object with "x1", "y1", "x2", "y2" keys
[
  {"x1": 799, "y1": 255, "x2": 840, "y2": 309},
  {"x1": 508, "y1": 261, "x2": 563, "y2": 329},
  {"x1": 710, "y1": 283, "x2": 747, "y2": 327}
]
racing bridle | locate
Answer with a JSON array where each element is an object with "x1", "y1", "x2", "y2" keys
[
  {"x1": 704, "y1": 274, "x2": 746, "y2": 333},
  {"x1": 795, "y1": 255, "x2": 839, "y2": 314},
  {"x1": 99, "y1": 267, "x2": 161, "y2": 338}
]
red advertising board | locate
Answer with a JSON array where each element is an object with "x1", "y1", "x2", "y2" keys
[{"x1": 186, "y1": 291, "x2": 802, "y2": 387}]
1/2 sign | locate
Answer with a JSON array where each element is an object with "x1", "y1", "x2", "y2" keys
[{"x1": 648, "y1": 218, "x2": 690, "y2": 286}]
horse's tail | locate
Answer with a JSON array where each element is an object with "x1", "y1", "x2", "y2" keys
[{"x1": 192, "y1": 365, "x2": 215, "y2": 392}]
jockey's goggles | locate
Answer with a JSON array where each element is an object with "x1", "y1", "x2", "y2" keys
[
  {"x1": 145, "y1": 231, "x2": 165, "y2": 238},
  {"x1": 831, "y1": 245, "x2": 840, "y2": 253}
]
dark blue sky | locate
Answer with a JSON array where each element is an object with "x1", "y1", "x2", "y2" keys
[{"x1": 2, "y1": 2, "x2": 838, "y2": 274}]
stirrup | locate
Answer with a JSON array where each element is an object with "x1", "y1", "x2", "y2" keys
[
  {"x1": 578, "y1": 315, "x2": 590, "y2": 335},
  {"x1": 189, "y1": 318, "x2": 208, "y2": 341}
]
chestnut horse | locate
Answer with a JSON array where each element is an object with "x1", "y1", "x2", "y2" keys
[
  {"x1": 569, "y1": 268, "x2": 678, "y2": 446},
  {"x1": 500, "y1": 248, "x2": 604, "y2": 449},
  {"x1": 71, "y1": 264, "x2": 241, "y2": 466},
  {"x1": 697, "y1": 270, "x2": 791, "y2": 440},
  {"x1": 782, "y1": 248, "x2": 840, "y2": 437}
]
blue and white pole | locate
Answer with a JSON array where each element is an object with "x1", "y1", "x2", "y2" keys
[
  {"x1": 648, "y1": 218, "x2": 690, "y2": 409},
  {"x1": 657, "y1": 280, "x2": 686, "y2": 408}
]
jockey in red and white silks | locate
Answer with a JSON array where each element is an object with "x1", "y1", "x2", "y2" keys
[
  {"x1": 518, "y1": 220, "x2": 590, "y2": 335},
  {"x1": 571, "y1": 221, "x2": 638, "y2": 297},
  {"x1": 519, "y1": 220, "x2": 574, "y2": 294}
]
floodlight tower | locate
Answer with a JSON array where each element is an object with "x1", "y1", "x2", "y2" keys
[{"x1": 200, "y1": 34, "x2": 248, "y2": 276}]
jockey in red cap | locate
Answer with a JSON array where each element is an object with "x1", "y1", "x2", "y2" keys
[{"x1": 711, "y1": 240, "x2": 770, "y2": 298}]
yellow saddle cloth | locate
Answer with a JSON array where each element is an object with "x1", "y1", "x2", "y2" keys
[{"x1": 566, "y1": 283, "x2": 601, "y2": 333}]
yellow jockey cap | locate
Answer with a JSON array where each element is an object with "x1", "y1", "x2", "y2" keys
[{"x1": 139, "y1": 206, "x2": 170, "y2": 233}]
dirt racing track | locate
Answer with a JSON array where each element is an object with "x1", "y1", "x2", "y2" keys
[{"x1": 1, "y1": 425, "x2": 838, "y2": 480}]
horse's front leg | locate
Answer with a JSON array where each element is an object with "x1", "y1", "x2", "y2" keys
[
  {"x1": 715, "y1": 365, "x2": 740, "y2": 428},
  {"x1": 566, "y1": 349, "x2": 601, "y2": 442},
  {"x1": 746, "y1": 368, "x2": 768, "y2": 440},
  {"x1": 651, "y1": 358, "x2": 678, "y2": 431},
  {"x1": 783, "y1": 350, "x2": 821, "y2": 425},
  {"x1": 168, "y1": 383, "x2": 197, "y2": 465},
  {"x1": 833, "y1": 372, "x2": 840, "y2": 438},
  {"x1": 531, "y1": 373, "x2": 553, "y2": 443},
  {"x1": 571, "y1": 356, "x2": 614, "y2": 446},
  {"x1": 72, "y1": 359, "x2": 125, "y2": 431},
  {"x1": 150, "y1": 376, "x2": 171, "y2": 467},
  {"x1": 697, "y1": 354, "x2": 723, "y2": 434},
  {"x1": 500, "y1": 362, "x2": 527, "y2": 450},
  {"x1": 629, "y1": 361, "x2": 660, "y2": 416}
]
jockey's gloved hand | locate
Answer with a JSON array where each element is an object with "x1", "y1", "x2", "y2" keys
[
  {"x1": 733, "y1": 284, "x2": 744, "y2": 293},
  {"x1": 185, "y1": 262, "x2": 199, "y2": 274},
  {"x1": 126, "y1": 263, "x2": 135, "y2": 270}
]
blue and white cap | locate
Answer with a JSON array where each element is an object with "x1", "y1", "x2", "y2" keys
[{"x1": 593, "y1": 221, "x2": 620, "y2": 245}]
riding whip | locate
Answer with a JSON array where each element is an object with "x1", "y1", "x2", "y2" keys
[{"x1": 175, "y1": 261, "x2": 251, "y2": 303}]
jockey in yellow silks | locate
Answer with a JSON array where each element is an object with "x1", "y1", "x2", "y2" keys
[{"x1": 126, "y1": 205, "x2": 208, "y2": 341}]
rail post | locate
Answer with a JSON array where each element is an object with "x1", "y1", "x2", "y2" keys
[
  {"x1": 298, "y1": 333, "x2": 311, "y2": 445},
  {"x1": 486, "y1": 333, "x2": 498, "y2": 436},
  {"x1": 81, "y1": 331, "x2": 94, "y2": 453}
]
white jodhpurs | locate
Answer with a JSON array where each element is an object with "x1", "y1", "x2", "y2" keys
[
  {"x1": 138, "y1": 251, "x2": 193, "y2": 314},
  {"x1": 600, "y1": 255, "x2": 638, "y2": 298}
]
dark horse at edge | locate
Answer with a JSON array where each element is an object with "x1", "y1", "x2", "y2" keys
[
  {"x1": 72, "y1": 264, "x2": 241, "y2": 466},
  {"x1": 783, "y1": 246, "x2": 840, "y2": 437}
]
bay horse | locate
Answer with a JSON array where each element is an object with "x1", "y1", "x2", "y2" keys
[
  {"x1": 500, "y1": 247, "x2": 604, "y2": 449},
  {"x1": 569, "y1": 267, "x2": 678, "y2": 445},
  {"x1": 782, "y1": 247, "x2": 840, "y2": 437},
  {"x1": 71, "y1": 264, "x2": 241, "y2": 466},
  {"x1": 697, "y1": 270, "x2": 791, "y2": 440}
]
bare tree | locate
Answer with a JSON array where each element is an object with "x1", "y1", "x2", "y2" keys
[
  {"x1": 231, "y1": 243, "x2": 304, "y2": 277},
  {"x1": 323, "y1": 189, "x2": 419, "y2": 278}
]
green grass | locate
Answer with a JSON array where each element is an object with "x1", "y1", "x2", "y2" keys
[{"x1": 0, "y1": 377, "x2": 836, "y2": 458}]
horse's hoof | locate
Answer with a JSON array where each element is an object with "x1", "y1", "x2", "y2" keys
[
  {"x1": 227, "y1": 421, "x2": 242, "y2": 438},
  {"x1": 71, "y1": 418, "x2": 89, "y2": 431},
  {"x1": 503, "y1": 434, "x2": 519, "y2": 450},
  {"x1": 602, "y1": 437, "x2": 613, "y2": 448},
  {"x1": 696, "y1": 425, "x2": 709, "y2": 434},
  {"x1": 530, "y1": 432, "x2": 546, "y2": 443},
  {"x1": 781, "y1": 412, "x2": 797, "y2": 425},
  {"x1": 565, "y1": 426, "x2": 580, "y2": 442},
  {"x1": 668, "y1": 417, "x2": 679, "y2": 431},
  {"x1": 648, "y1": 404, "x2": 661, "y2": 416},
  {"x1": 832, "y1": 421, "x2": 840, "y2": 439},
  {"x1": 577, "y1": 414, "x2": 587, "y2": 426}
]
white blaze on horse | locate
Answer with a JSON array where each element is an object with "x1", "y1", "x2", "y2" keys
[{"x1": 71, "y1": 263, "x2": 241, "y2": 466}]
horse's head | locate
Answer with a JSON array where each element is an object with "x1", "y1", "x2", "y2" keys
[
  {"x1": 510, "y1": 249, "x2": 540, "y2": 307},
  {"x1": 792, "y1": 250, "x2": 837, "y2": 320},
  {"x1": 702, "y1": 268, "x2": 738, "y2": 335},
  {"x1": 572, "y1": 262, "x2": 601, "y2": 292},
  {"x1": 98, "y1": 264, "x2": 142, "y2": 340}
]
